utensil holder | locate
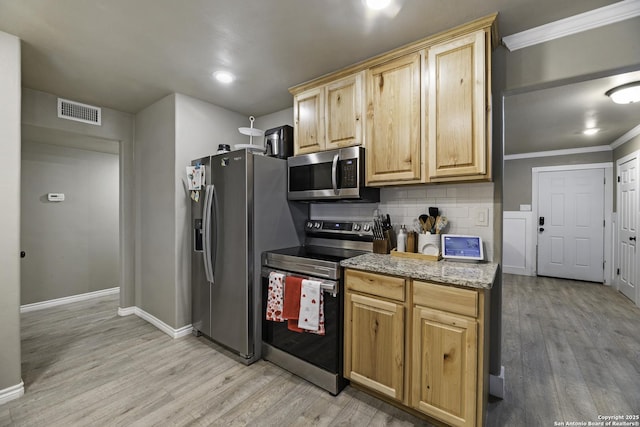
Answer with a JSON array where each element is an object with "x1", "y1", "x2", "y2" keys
[{"x1": 418, "y1": 233, "x2": 440, "y2": 256}]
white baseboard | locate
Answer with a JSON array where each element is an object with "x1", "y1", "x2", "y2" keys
[
  {"x1": 0, "y1": 380, "x2": 24, "y2": 405},
  {"x1": 20, "y1": 287, "x2": 120, "y2": 313},
  {"x1": 118, "y1": 306, "x2": 135, "y2": 316},
  {"x1": 489, "y1": 366, "x2": 505, "y2": 399},
  {"x1": 119, "y1": 306, "x2": 192, "y2": 339}
]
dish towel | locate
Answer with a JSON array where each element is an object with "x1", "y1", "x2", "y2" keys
[
  {"x1": 298, "y1": 280, "x2": 322, "y2": 331},
  {"x1": 265, "y1": 272, "x2": 285, "y2": 322},
  {"x1": 306, "y1": 291, "x2": 325, "y2": 336},
  {"x1": 283, "y1": 276, "x2": 304, "y2": 333}
]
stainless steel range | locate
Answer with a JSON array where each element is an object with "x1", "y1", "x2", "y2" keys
[{"x1": 261, "y1": 219, "x2": 374, "y2": 395}]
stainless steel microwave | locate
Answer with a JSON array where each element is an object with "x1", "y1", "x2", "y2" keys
[{"x1": 287, "y1": 147, "x2": 380, "y2": 202}]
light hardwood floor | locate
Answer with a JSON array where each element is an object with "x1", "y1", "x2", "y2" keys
[
  {"x1": 487, "y1": 274, "x2": 640, "y2": 425},
  {"x1": 3, "y1": 274, "x2": 639, "y2": 426}
]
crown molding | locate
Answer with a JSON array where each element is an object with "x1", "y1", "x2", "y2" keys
[
  {"x1": 504, "y1": 145, "x2": 612, "y2": 161},
  {"x1": 502, "y1": 0, "x2": 640, "y2": 51},
  {"x1": 610, "y1": 123, "x2": 640, "y2": 149}
]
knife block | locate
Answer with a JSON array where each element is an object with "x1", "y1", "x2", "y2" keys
[
  {"x1": 373, "y1": 238, "x2": 390, "y2": 254},
  {"x1": 373, "y1": 230, "x2": 394, "y2": 254}
]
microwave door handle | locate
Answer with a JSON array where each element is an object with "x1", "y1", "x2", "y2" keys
[{"x1": 331, "y1": 153, "x2": 339, "y2": 195}]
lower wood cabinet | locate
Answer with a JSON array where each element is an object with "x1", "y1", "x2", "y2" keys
[
  {"x1": 344, "y1": 292, "x2": 404, "y2": 401},
  {"x1": 411, "y1": 306, "x2": 478, "y2": 427},
  {"x1": 344, "y1": 269, "x2": 489, "y2": 427}
]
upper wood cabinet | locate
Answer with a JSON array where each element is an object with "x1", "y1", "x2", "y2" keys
[
  {"x1": 325, "y1": 73, "x2": 363, "y2": 150},
  {"x1": 293, "y1": 86, "x2": 324, "y2": 155},
  {"x1": 293, "y1": 72, "x2": 363, "y2": 155},
  {"x1": 427, "y1": 30, "x2": 489, "y2": 181},
  {"x1": 289, "y1": 14, "x2": 496, "y2": 183},
  {"x1": 366, "y1": 53, "x2": 422, "y2": 185}
]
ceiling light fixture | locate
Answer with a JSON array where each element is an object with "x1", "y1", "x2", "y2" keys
[
  {"x1": 213, "y1": 71, "x2": 234, "y2": 84},
  {"x1": 583, "y1": 128, "x2": 600, "y2": 136},
  {"x1": 605, "y1": 81, "x2": 640, "y2": 104},
  {"x1": 366, "y1": 0, "x2": 391, "y2": 10}
]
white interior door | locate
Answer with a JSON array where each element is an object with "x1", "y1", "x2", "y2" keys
[
  {"x1": 537, "y1": 168, "x2": 605, "y2": 282},
  {"x1": 617, "y1": 155, "x2": 638, "y2": 303}
]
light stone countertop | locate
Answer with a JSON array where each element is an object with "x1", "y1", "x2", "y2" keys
[{"x1": 340, "y1": 253, "x2": 498, "y2": 290}]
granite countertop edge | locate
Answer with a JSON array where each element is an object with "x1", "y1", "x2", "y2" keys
[{"x1": 340, "y1": 253, "x2": 498, "y2": 290}]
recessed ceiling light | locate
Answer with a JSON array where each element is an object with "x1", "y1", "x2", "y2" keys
[
  {"x1": 366, "y1": 0, "x2": 391, "y2": 10},
  {"x1": 606, "y1": 81, "x2": 640, "y2": 104},
  {"x1": 213, "y1": 71, "x2": 234, "y2": 84},
  {"x1": 583, "y1": 128, "x2": 600, "y2": 136}
]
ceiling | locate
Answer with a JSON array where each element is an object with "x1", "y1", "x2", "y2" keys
[
  {"x1": 1, "y1": 0, "x2": 638, "y2": 156},
  {"x1": 505, "y1": 69, "x2": 640, "y2": 155}
]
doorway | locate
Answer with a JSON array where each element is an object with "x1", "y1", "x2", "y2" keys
[
  {"x1": 616, "y1": 152, "x2": 638, "y2": 304},
  {"x1": 20, "y1": 125, "x2": 120, "y2": 308},
  {"x1": 532, "y1": 164, "x2": 613, "y2": 283}
]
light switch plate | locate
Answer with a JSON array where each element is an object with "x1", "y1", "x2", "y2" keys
[{"x1": 475, "y1": 208, "x2": 489, "y2": 227}]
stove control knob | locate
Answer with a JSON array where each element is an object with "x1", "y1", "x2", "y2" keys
[
  {"x1": 306, "y1": 221, "x2": 314, "y2": 229},
  {"x1": 363, "y1": 223, "x2": 371, "y2": 232},
  {"x1": 353, "y1": 223, "x2": 361, "y2": 231},
  {"x1": 314, "y1": 221, "x2": 321, "y2": 229}
]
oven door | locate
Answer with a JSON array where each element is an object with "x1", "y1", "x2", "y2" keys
[{"x1": 261, "y1": 267, "x2": 343, "y2": 374}]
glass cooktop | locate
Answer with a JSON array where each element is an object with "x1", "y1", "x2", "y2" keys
[{"x1": 267, "y1": 245, "x2": 367, "y2": 264}]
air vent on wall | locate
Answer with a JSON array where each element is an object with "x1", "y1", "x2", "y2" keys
[{"x1": 57, "y1": 98, "x2": 101, "y2": 125}]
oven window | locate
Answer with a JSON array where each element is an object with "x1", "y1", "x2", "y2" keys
[{"x1": 262, "y1": 277, "x2": 343, "y2": 373}]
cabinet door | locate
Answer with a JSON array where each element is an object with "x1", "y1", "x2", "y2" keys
[
  {"x1": 366, "y1": 53, "x2": 422, "y2": 185},
  {"x1": 345, "y1": 292, "x2": 404, "y2": 401},
  {"x1": 411, "y1": 306, "x2": 477, "y2": 427},
  {"x1": 428, "y1": 30, "x2": 487, "y2": 180},
  {"x1": 294, "y1": 87, "x2": 325, "y2": 155},
  {"x1": 325, "y1": 72, "x2": 363, "y2": 150}
]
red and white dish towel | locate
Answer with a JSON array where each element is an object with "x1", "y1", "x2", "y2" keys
[
  {"x1": 267, "y1": 273, "x2": 325, "y2": 335},
  {"x1": 265, "y1": 271, "x2": 285, "y2": 322},
  {"x1": 298, "y1": 279, "x2": 324, "y2": 334}
]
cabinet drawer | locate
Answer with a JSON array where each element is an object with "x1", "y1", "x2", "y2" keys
[
  {"x1": 346, "y1": 269, "x2": 405, "y2": 302},
  {"x1": 413, "y1": 281, "x2": 477, "y2": 318}
]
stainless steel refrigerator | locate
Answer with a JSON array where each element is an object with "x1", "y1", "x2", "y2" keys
[{"x1": 191, "y1": 149, "x2": 305, "y2": 364}]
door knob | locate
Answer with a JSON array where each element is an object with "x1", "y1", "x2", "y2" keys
[
  {"x1": 631, "y1": 236, "x2": 637, "y2": 242},
  {"x1": 539, "y1": 227, "x2": 544, "y2": 232}
]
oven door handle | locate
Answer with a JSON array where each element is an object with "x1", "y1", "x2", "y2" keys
[
  {"x1": 262, "y1": 267, "x2": 339, "y2": 296},
  {"x1": 331, "y1": 153, "x2": 339, "y2": 195}
]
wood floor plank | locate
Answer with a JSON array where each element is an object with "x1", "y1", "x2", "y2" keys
[{"x1": 5, "y1": 277, "x2": 640, "y2": 426}]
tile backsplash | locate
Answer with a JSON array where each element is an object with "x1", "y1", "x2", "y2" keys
[{"x1": 310, "y1": 182, "x2": 495, "y2": 261}]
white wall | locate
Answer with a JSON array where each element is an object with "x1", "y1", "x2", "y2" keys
[
  {"x1": 0, "y1": 30, "x2": 23, "y2": 397},
  {"x1": 134, "y1": 94, "x2": 177, "y2": 327},
  {"x1": 21, "y1": 88, "x2": 135, "y2": 310},
  {"x1": 20, "y1": 141, "x2": 119, "y2": 304},
  {"x1": 134, "y1": 93, "x2": 247, "y2": 329},
  {"x1": 174, "y1": 93, "x2": 247, "y2": 326},
  {"x1": 311, "y1": 182, "x2": 496, "y2": 261}
]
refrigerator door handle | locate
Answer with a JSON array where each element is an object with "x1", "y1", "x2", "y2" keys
[
  {"x1": 211, "y1": 184, "x2": 219, "y2": 280},
  {"x1": 202, "y1": 184, "x2": 215, "y2": 284}
]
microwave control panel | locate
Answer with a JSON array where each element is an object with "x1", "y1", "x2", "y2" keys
[{"x1": 341, "y1": 160, "x2": 357, "y2": 188}]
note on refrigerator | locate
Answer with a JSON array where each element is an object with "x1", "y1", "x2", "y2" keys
[{"x1": 187, "y1": 165, "x2": 205, "y2": 190}]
